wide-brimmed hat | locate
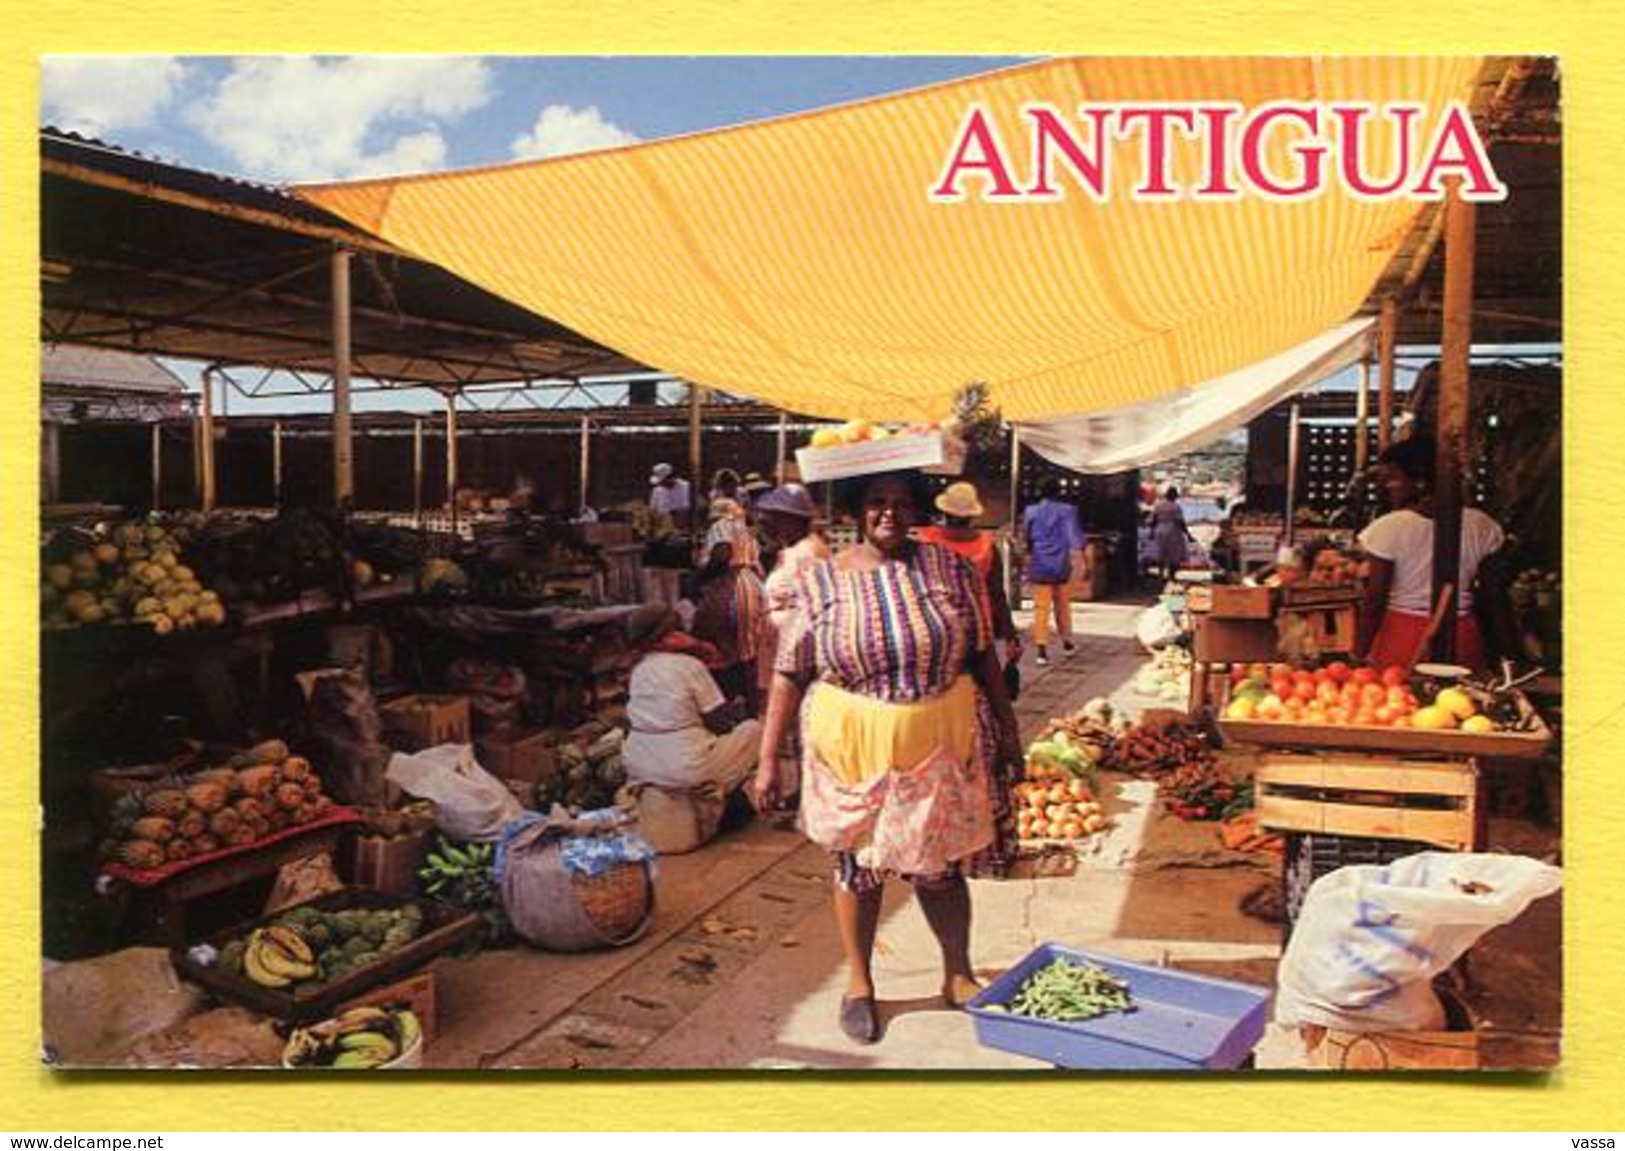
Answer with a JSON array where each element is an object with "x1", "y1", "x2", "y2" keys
[
  {"x1": 649, "y1": 462, "x2": 674, "y2": 485},
  {"x1": 741, "y1": 471, "x2": 771, "y2": 494},
  {"x1": 627, "y1": 603, "x2": 679, "y2": 646},
  {"x1": 935, "y1": 481, "x2": 984, "y2": 519},
  {"x1": 755, "y1": 483, "x2": 818, "y2": 519}
]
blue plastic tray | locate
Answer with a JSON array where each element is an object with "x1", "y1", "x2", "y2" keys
[{"x1": 966, "y1": 943, "x2": 1272, "y2": 1070}]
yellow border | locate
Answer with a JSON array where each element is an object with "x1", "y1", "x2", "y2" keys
[{"x1": 4, "y1": 1, "x2": 1620, "y2": 1131}]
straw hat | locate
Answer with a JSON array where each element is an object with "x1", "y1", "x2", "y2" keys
[
  {"x1": 934, "y1": 481, "x2": 984, "y2": 519},
  {"x1": 741, "y1": 471, "x2": 772, "y2": 494},
  {"x1": 755, "y1": 483, "x2": 818, "y2": 519},
  {"x1": 649, "y1": 462, "x2": 674, "y2": 485}
]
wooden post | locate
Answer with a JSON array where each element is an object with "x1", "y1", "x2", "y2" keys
[
  {"x1": 775, "y1": 409, "x2": 789, "y2": 484},
  {"x1": 1355, "y1": 355, "x2": 1371, "y2": 473},
  {"x1": 1378, "y1": 297, "x2": 1398, "y2": 453},
  {"x1": 444, "y1": 391, "x2": 460, "y2": 527},
  {"x1": 199, "y1": 366, "x2": 217, "y2": 513},
  {"x1": 272, "y1": 420, "x2": 284, "y2": 508},
  {"x1": 42, "y1": 421, "x2": 61, "y2": 505},
  {"x1": 412, "y1": 417, "x2": 424, "y2": 525},
  {"x1": 579, "y1": 414, "x2": 592, "y2": 512},
  {"x1": 151, "y1": 422, "x2": 162, "y2": 511},
  {"x1": 1009, "y1": 426, "x2": 1022, "y2": 518},
  {"x1": 688, "y1": 382, "x2": 704, "y2": 540},
  {"x1": 1431, "y1": 180, "x2": 1476, "y2": 664},
  {"x1": 332, "y1": 247, "x2": 354, "y2": 507},
  {"x1": 1284, "y1": 401, "x2": 1302, "y2": 547}
]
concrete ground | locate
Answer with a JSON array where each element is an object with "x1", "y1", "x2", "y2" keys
[{"x1": 423, "y1": 597, "x2": 1297, "y2": 1070}]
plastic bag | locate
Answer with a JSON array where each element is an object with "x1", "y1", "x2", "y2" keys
[
  {"x1": 1134, "y1": 602, "x2": 1184, "y2": 651},
  {"x1": 385, "y1": 743, "x2": 525, "y2": 842},
  {"x1": 1276, "y1": 852, "x2": 1562, "y2": 1032}
]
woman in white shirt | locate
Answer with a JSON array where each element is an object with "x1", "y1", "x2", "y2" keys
[{"x1": 1355, "y1": 437, "x2": 1506, "y2": 672}]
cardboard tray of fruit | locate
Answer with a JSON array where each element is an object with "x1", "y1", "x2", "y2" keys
[
  {"x1": 795, "y1": 425, "x2": 965, "y2": 482},
  {"x1": 172, "y1": 887, "x2": 482, "y2": 1023}
]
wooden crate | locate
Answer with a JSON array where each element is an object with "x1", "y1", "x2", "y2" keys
[
  {"x1": 478, "y1": 727, "x2": 560, "y2": 788},
  {"x1": 1193, "y1": 616, "x2": 1279, "y2": 663},
  {"x1": 1210, "y1": 585, "x2": 1275, "y2": 620},
  {"x1": 380, "y1": 694, "x2": 472, "y2": 751},
  {"x1": 345, "y1": 830, "x2": 430, "y2": 897},
  {"x1": 337, "y1": 969, "x2": 438, "y2": 1043},
  {"x1": 1255, "y1": 752, "x2": 1480, "y2": 851}
]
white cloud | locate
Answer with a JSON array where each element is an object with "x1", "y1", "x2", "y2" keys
[
  {"x1": 41, "y1": 55, "x2": 189, "y2": 138},
  {"x1": 185, "y1": 56, "x2": 494, "y2": 182},
  {"x1": 510, "y1": 104, "x2": 639, "y2": 161}
]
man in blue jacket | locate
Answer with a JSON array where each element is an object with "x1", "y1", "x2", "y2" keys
[{"x1": 1021, "y1": 478, "x2": 1085, "y2": 666}]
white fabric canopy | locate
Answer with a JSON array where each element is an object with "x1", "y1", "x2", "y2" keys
[{"x1": 1013, "y1": 318, "x2": 1375, "y2": 474}]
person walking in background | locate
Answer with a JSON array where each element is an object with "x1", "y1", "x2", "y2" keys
[
  {"x1": 1150, "y1": 486, "x2": 1195, "y2": 584},
  {"x1": 917, "y1": 481, "x2": 1021, "y2": 671},
  {"x1": 1021, "y1": 477, "x2": 1084, "y2": 667},
  {"x1": 649, "y1": 462, "x2": 692, "y2": 519}
]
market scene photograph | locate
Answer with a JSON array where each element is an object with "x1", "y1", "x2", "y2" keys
[{"x1": 35, "y1": 54, "x2": 1562, "y2": 1072}]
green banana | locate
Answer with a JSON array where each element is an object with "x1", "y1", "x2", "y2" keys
[
  {"x1": 337, "y1": 1030, "x2": 398, "y2": 1055},
  {"x1": 330, "y1": 1047, "x2": 393, "y2": 1069}
]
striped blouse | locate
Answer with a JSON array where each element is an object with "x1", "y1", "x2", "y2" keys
[{"x1": 776, "y1": 542, "x2": 991, "y2": 703}]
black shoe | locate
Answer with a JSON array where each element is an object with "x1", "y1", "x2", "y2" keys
[
  {"x1": 1035, "y1": 646, "x2": 1050, "y2": 667},
  {"x1": 839, "y1": 995, "x2": 880, "y2": 1044},
  {"x1": 1062, "y1": 639, "x2": 1077, "y2": 656}
]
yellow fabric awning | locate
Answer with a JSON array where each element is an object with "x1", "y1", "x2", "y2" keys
[{"x1": 297, "y1": 56, "x2": 1484, "y2": 422}]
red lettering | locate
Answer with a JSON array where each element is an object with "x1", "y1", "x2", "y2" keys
[
  {"x1": 1117, "y1": 106, "x2": 1198, "y2": 198},
  {"x1": 1409, "y1": 102, "x2": 1508, "y2": 201},
  {"x1": 928, "y1": 105, "x2": 1020, "y2": 201},
  {"x1": 1335, "y1": 104, "x2": 1422, "y2": 197},
  {"x1": 1194, "y1": 103, "x2": 1242, "y2": 197},
  {"x1": 1024, "y1": 104, "x2": 1112, "y2": 200},
  {"x1": 1240, "y1": 105, "x2": 1326, "y2": 198}
]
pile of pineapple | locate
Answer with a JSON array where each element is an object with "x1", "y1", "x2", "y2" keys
[{"x1": 42, "y1": 520, "x2": 226, "y2": 634}]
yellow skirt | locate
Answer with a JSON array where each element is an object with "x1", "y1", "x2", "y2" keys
[{"x1": 803, "y1": 677, "x2": 978, "y2": 786}]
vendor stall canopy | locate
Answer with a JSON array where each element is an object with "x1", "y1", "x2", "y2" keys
[{"x1": 299, "y1": 55, "x2": 1509, "y2": 424}]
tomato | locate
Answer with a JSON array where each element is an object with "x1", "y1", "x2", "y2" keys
[
  {"x1": 1325, "y1": 707, "x2": 1350, "y2": 725},
  {"x1": 1373, "y1": 705, "x2": 1396, "y2": 726},
  {"x1": 1270, "y1": 676, "x2": 1294, "y2": 700},
  {"x1": 1293, "y1": 680, "x2": 1318, "y2": 702},
  {"x1": 1325, "y1": 660, "x2": 1352, "y2": 683},
  {"x1": 1381, "y1": 665, "x2": 1409, "y2": 688},
  {"x1": 1351, "y1": 667, "x2": 1380, "y2": 687},
  {"x1": 1360, "y1": 682, "x2": 1387, "y2": 707},
  {"x1": 1316, "y1": 681, "x2": 1341, "y2": 704},
  {"x1": 1353, "y1": 708, "x2": 1378, "y2": 727}
]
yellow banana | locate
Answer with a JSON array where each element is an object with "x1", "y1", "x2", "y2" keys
[
  {"x1": 263, "y1": 925, "x2": 315, "y2": 966},
  {"x1": 393, "y1": 1009, "x2": 422, "y2": 1052},
  {"x1": 337, "y1": 1030, "x2": 398, "y2": 1056},
  {"x1": 330, "y1": 1047, "x2": 392, "y2": 1069},
  {"x1": 334, "y1": 1006, "x2": 394, "y2": 1033},
  {"x1": 242, "y1": 937, "x2": 292, "y2": 989},
  {"x1": 250, "y1": 931, "x2": 316, "y2": 981}
]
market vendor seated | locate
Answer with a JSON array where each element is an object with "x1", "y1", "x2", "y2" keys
[{"x1": 622, "y1": 605, "x2": 763, "y2": 802}]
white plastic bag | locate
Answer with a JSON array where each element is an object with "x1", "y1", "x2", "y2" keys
[
  {"x1": 385, "y1": 743, "x2": 525, "y2": 842},
  {"x1": 1276, "y1": 852, "x2": 1562, "y2": 1032},
  {"x1": 1135, "y1": 603, "x2": 1184, "y2": 651}
]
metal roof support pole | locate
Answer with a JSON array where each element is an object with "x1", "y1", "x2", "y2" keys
[
  {"x1": 151, "y1": 422, "x2": 162, "y2": 511},
  {"x1": 332, "y1": 247, "x2": 355, "y2": 508},
  {"x1": 579, "y1": 414, "x2": 592, "y2": 512},
  {"x1": 1355, "y1": 355, "x2": 1372, "y2": 473},
  {"x1": 1284, "y1": 401, "x2": 1302, "y2": 549},
  {"x1": 1378, "y1": 298, "x2": 1398, "y2": 453},
  {"x1": 445, "y1": 390, "x2": 460, "y2": 532},
  {"x1": 413, "y1": 418, "x2": 424, "y2": 527},
  {"x1": 272, "y1": 420, "x2": 284, "y2": 509},
  {"x1": 199, "y1": 365, "x2": 218, "y2": 513},
  {"x1": 1431, "y1": 180, "x2": 1476, "y2": 664},
  {"x1": 775, "y1": 410, "x2": 788, "y2": 484}
]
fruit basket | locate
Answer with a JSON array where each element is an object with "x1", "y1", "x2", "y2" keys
[
  {"x1": 967, "y1": 944, "x2": 1271, "y2": 1070},
  {"x1": 172, "y1": 887, "x2": 481, "y2": 1022},
  {"x1": 1217, "y1": 709, "x2": 1553, "y2": 759}
]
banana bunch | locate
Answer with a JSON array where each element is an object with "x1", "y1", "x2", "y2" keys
[
  {"x1": 243, "y1": 925, "x2": 319, "y2": 989},
  {"x1": 419, "y1": 839, "x2": 494, "y2": 895},
  {"x1": 282, "y1": 1005, "x2": 422, "y2": 1070}
]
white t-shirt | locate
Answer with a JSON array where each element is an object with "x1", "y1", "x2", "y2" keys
[
  {"x1": 649, "y1": 479, "x2": 691, "y2": 516},
  {"x1": 623, "y1": 651, "x2": 725, "y2": 788},
  {"x1": 1357, "y1": 508, "x2": 1505, "y2": 614}
]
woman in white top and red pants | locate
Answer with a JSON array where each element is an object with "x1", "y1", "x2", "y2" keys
[{"x1": 1355, "y1": 437, "x2": 1506, "y2": 673}]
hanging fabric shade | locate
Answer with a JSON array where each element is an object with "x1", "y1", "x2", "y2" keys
[{"x1": 297, "y1": 56, "x2": 1484, "y2": 422}]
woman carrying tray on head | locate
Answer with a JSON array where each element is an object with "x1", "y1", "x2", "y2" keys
[{"x1": 750, "y1": 468, "x2": 1022, "y2": 1045}]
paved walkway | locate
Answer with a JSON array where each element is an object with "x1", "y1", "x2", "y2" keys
[{"x1": 423, "y1": 596, "x2": 1292, "y2": 1070}]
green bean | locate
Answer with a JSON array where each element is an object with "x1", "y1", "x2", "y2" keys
[{"x1": 1003, "y1": 959, "x2": 1136, "y2": 1022}]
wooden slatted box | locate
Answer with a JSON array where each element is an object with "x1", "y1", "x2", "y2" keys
[{"x1": 1254, "y1": 751, "x2": 1481, "y2": 851}]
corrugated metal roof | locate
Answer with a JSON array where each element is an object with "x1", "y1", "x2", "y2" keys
[{"x1": 41, "y1": 343, "x2": 184, "y2": 393}]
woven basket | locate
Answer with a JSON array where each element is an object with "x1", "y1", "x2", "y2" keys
[{"x1": 571, "y1": 861, "x2": 654, "y2": 944}]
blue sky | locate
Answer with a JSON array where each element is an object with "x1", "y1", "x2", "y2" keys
[{"x1": 41, "y1": 55, "x2": 1031, "y2": 183}]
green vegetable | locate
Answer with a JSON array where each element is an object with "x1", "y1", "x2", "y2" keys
[{"x1": 1003, "y1": 959, "x2": 1136, "y2": 1023}]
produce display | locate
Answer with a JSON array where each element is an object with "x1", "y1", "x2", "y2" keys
[
  {"x1": 548, "y1": 725, "x2": 627, "y2": 812},
  {"x1": 220, "y1": 902, "x2": 425, "y2": 989},
  {"x1": 1135, "y1": 646, "x2": 1192, "y2": 703},
  {"x1": 805, "y1": 418, "x2": 951, "y2": 449},
  {"x1": 1032, "y1": 699, "x2": 1121, "y2": 766},
  {"x1": 418, "y1": 838, "x2": 510, "y2": 946},
  {"x1": 101, "y1": 739, "x2": 335, "y2": 870},
  {"x1": 1103, "y1": 717, "x2": 1217, "y2": 776},
  {"x1": 41, "y1": 519, "x2": 227, "y2": 633},
  {"x1": 1219, "y1": 661, "x2": 1530, "y2": 732},
  {"x1": 1014, "y1": 778, "x2": 1109, "y2": 841},
  {"x1": 282, "y1": 1004, "x2": 423, "y2": 1069},
  {"x1": 980, "y1": 958, "x2": 1136, "y2": 1023},
  {"x1": 355, "y1": 800, "x2": 437, "y2": 841},
  {"x1": 1160, "y1": 762, "x2": 1249, "y2": 822},
  {"x1": 1023, "y1": 729, "x2": 1100, "y2": 782}
]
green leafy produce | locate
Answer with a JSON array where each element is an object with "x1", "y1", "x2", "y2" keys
[{"x1": 989, "y1": 959, "x2": 1137, "y2": 1023}]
